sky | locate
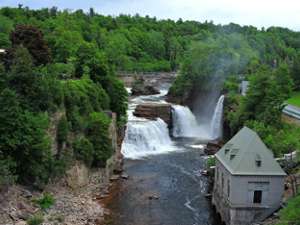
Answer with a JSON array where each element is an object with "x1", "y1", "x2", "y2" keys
[{"x1": 1, "y1": 0, "x2": 300, "y2": 31}]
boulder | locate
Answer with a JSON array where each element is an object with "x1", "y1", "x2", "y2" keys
[
  {"x1": 131, "y1": 84, "x2": 160, "y2": 96},
  {"x1": 133, "y1": 103, "x2": 172, "y2": 127},
  {"x1": 204, "y1": 141, "x2": 222, "y2": 155},
  {"x1": 131, "y1": 76, "x2": 160, "y2": 96}
]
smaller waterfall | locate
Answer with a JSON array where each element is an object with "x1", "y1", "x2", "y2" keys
[
  {"x1": 172, "y1": 95, "x2": 225, "y2": 140},
  {"x1": 210, "y1": 95, "x2": 225, "y2": 139},
  {"x1": 172, "y1": 105, "x2": 211, "y2": 139},
  {"x1": 122, "y1": 118, "x2": 175, "y2": 159},
  {"x1": 172, "y1": 105, "x2": 201, "y2": 138}
]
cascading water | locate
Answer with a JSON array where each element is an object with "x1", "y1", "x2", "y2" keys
[
  {"x1": 121, "y1": 118, "x2": 175, "y2": 159},
  {"x1": 121, "y1": 89, "x2": 176, "y2": 159},
  {"x1": 172, "y1": 95, "x2": 225, "y2": 140},
  {"x1": 172, "y1": 105, "x2": 208, "y2": 138},
  {"x1": 210, "y1": 95, "x2": 225, "y2": 139}
]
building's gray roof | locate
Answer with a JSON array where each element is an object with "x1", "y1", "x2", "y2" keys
[{"x1": 216, "y1": 127, "x2": 286, "y2": 176}]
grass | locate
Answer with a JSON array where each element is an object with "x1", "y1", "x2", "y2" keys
[
  {"x1": 33, "y1": 193, "x2": 55, "y2": 210},
  {"x1": 27, "y1": 213, "x2": 44, "y2": 225},
  {"x1": 287, "y1": 92, "x2": 300, "y2": 107}
]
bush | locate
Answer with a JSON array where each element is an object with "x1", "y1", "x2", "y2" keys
[
  {"x1": 0, "y1": 157, "x2": 17, "y2": 189},
  {"x1": 86, "y1": 112, "x2": 112, "y2": 167},
  {"x1": 101, "y1": 76, "x2": 128, "y2": 124},
  {"x1": 207, "y1": 157, "x2": 216, "y2": 168},
  {"x1": 27, "y1": 213, "x2": 44, "y2": 225},
  {"x1": 276, "y1": 194, "x2": 300, "y2": 225},
  {"x1": 73, "y1": 137, "x2": 94, "y2": 166},
  {"x1": 64, "y1": 78, "x2": 110, "y2": 131},
  {"x1": 33, "y1": 193, "x2": 55, "y2": 210},
  {"x1": 57, "y1": 115, "x2": 69, "y2": 145}
]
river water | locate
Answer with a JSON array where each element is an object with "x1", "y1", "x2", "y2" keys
[{"x1": 105, "y1": 87, "x2": 223, "y2": 225}]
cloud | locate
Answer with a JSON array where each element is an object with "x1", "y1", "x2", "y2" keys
[{"x1": 1, "y1": 0, "x2": 299, "y2": 30}]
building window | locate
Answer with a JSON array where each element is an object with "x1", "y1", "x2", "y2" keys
[
  {"x1": 253, "y1": 190, "x2": 262, "y2": 203},
  {"x1": 227, "y1": 180, "x2": 230, "y2": 198}
]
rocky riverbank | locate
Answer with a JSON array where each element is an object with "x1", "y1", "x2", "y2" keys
[
  {"x1": 0, "y1": 168, "x2": 107, "y2": 225},
  {"x1": 0, "y1": 114, "x2": 125, "y2": 225}
]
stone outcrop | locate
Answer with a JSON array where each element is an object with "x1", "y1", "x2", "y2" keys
[
  {"x1": 204, "y1": 141, "x2": 222, "y2": 155},
  {"x1": 133, "y1": 103, "x2": 172, "y2": 127},
  {"x1": 66, "y1": 162, "x2": 90, "y2": 189},
  {"x1": 131, "y1": 84, "x2": 160, "y2": 96},
  {"x1": 131, "y1": 76, "x2": 160, "y2": 96}
]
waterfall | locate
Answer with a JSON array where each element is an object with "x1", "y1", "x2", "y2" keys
[
  {"x1": 172, "y1": 105, "x2": 211, "y2": 139},
  {"x1": 172, "y1": 105, "x2": 202, "y2": 138},
  {"x1": 172, "y1": 95, "x2": 225, "y2": 140},
  {"x1": 210, "y1": 95, "x2": 224, "y2": 139},
  {"x1": 121, "y1": 118, "x2": 175, "y2": 159}
]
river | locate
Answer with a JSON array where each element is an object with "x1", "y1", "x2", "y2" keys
[{"x1": 105, "y1": 85, "x2": 224, "y2": 225}]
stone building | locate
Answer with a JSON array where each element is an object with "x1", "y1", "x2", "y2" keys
[{"x1": 212, "y1": 127, "x2": 286, "y2": 225}]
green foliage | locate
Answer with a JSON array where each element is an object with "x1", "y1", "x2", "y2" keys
[
  {"x1": 276, "y1": 194, "x2": 300, "y2": 225},
  {"x1": 10, "y1": 25, "x2": 51, "y2": 66},
  {"x1": 207, "y1": 157, "x2": 216, "y2": 168},
  {"x1": 33, "y1": 193, "x2": 55, "y2": 210},
  {"x1": 0, "y1": 88, "x2": 52, "y2": 185},
  {"x1": 27, "y1": 213, "x2": 44, "y2": 225},
  {"x1": 73, "y1": 137, "x2": 94, "y2": 166},
  {"x1": 0, "y1": 156, "x2": 17, "y2": 189},
  {"x1": 86, "y1": 112, "x2": 112, "y2": 167},
  {"x1": 168, "y1": 34, "x2": 258, "y2": 101},
  {"x1": 287, "y1": 92, "x2": 300, "y2": 107},
  {"x1": 56, "y1": 115, "x2": 69, "y2": 145},
  {"x1": 64, "y1": 78, "x2": 110, "y2": 131},
  {"x1": 101, "y1": 76, "x2": 128, "y2": 124}
]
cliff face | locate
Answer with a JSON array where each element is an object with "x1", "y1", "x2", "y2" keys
[{"x1": 0, "y1": 111, "x2": 124, "y2": 225}]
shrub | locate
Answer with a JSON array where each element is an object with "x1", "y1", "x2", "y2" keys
[
  {"x1": 33, "y1": 193, "x2": 55, "y2": 210},
  {"x1": 207, "y1": 157, "x2": 216, "y2": 168},
  {"x1": 64, "y1": 78, "x2": 110, "y2": 130},
  {"x1": 86, "y1": 112, "x2": 112, "y2": 167},
  {"x1": 27, "y1": 213, "x2": 44, "y2": 225},
  {"x1": 73, "y1": 137, "x2": 94, "y2": 166},
  {"x1": 57, "y1": 115, "x2": 69, "y2": 145},
  {"x1": 276, "y1": 194, "x2": 300, "y2": 225},
  {"x1": 0, "y1": 157, "x2": 17, "y2": 190}
]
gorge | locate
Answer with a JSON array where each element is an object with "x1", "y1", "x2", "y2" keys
[{"x1": 105, "y1": 78, "x2": 224, "y2": 225}]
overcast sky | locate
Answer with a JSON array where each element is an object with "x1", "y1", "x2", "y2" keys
[{"x1": 1, "y1": 0, "x2": 300, "y2": 31}]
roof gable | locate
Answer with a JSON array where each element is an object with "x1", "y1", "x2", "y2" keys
[{"x1": 216, "y1": 127, "x2": 286, "y2": 176}]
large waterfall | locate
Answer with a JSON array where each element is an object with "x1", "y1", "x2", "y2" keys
[
  {"x1": 121, "y1": 90, "x2": 176, "y2": 159},
  {"x1": 122, "y1": 118, "x2": 175, "y2": 159},
  {"x1": 172, "y1": 95, "x2": 225, "y2": 140}
]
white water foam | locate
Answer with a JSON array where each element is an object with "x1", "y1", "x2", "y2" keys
[
  {"x1": 121, "y1": 118, "x2": 176, "y2": 159},
  {"x1": 122, "y1": 89, "x2": 178, "y2": 159},
  {"x1": 172, "y1": 95, "x2": 224, "y2": 140},
  {"x1": 210, "y1": 95, "x2": 225, "y2": 139}
]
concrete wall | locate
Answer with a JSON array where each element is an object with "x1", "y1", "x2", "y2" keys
[{"x1": 213, "y1": 158, "x2": 285, "y2": 225}]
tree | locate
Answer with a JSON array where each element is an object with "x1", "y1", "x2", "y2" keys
[
  {"x1": 10, "y1": 25, "x2": 51, "y2": 65},
  {"x1": 101, "y1": 76, "x2": 128, "y2": 124},
  {"x1": 86, "y1": 112, "x2": 112, "y2": 167},
  {"x1": 73, "y1": 137, "x2": 94, "y2": 167},
  {"x1": 0, "y1": 88, "x2": 52, "y2": 185},
  {"x1": 74, "y1": 42, "x2": 109, "y2": 82}
]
